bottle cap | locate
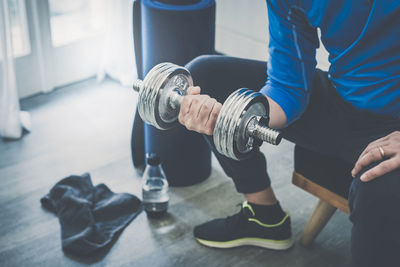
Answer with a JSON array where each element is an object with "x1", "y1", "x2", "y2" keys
[{"x1": 146, "y1": 153, "x2": 160, "y2": 166}]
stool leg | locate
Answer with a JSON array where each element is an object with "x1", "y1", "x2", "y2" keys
[{"x1": 300, "y1": 199, "x2": 337, "y2": 246}]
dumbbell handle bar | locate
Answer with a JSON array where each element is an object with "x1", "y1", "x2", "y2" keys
[{"x1": 133, "y1": 79, "x2": 282, "y2": 146}]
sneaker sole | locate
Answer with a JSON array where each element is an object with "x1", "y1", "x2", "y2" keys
[{"x1": 195, "y1": 236, "x2": 294, "y2": 250}]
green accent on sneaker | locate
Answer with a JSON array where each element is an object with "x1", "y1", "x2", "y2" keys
[
  {"x1": 196, "y1": 236, "x2": 294, "y2": 250},
  {"x1": 248, "y1": 212, "x2": 290, "y2": 228},
  {"x1": 242, "y1": 201, "x2": 255, "y2": 216},
  {"x1": 242, "y1": 201, "x2": 290, "y2": 228}
]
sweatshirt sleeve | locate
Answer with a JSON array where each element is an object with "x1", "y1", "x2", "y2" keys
[{"x1": 261, "y1": 0, "x2": 319, "y2": 125}]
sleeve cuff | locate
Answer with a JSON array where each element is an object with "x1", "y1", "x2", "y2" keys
[{"x1": 260, "y1": 81, "x2": 307, "y2": 126}]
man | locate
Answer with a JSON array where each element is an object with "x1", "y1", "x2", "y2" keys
[{"x1": 178, "y1": 0, "x2": 400, "y2": 266}]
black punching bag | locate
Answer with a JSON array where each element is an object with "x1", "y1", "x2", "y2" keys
[{"x1": 131, "y1": 0, "x2": 215, "y2": 186}]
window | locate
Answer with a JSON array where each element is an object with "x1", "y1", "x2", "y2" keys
[
  {"x1": 8, "y1": 0, "x2": 30, "y2": 57},
  {"x1": 48, "y1": 0, "x2": 106, "y2": 47}
]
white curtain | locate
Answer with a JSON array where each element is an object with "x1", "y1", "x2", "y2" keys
[
  {"x1": 0, "y1": 0, "x2": 30, "y2": 139},
  {"x1": 97, "y1": 0, "x2": 137, "y2": 87}
]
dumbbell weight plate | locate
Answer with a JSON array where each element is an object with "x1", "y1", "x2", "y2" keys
[
  {"x1": 138, "y1": 63, "x2": 193, "y2": 129},
  {"x1": 138, "y1": 64, "x2": 166, "y2": 128},
  {"x1": 213, "y1": 88, "x2": 240, "y2": 157},
  {"x1": 228, "y1": 89, "x2": 267, "y2": 160},
  {"x1": 213, "y1": 89, "x2": 269, "y2": 160},
  {"x1": 158, "y1": 72, "x2": 192, "y2": 126}
]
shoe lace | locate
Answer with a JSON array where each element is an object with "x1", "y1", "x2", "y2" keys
[{"x1": 225, "y1": 203, "x2": 251, "y2": 230}]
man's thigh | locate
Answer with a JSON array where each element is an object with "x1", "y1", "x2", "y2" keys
[
  {"x1": 187, "y1": 58, "x2": 352, "y2": 160},
  {"x1": 186, "y1": 55, "x2": 267, "y2": 103}
]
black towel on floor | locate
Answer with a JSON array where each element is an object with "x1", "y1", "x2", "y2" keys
[{"x1": 41, "y1": 173, "x2": 142, "y2": 256}]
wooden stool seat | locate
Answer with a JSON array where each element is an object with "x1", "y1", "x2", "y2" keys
[{"x1": 292, "y1": 172, "x2": 349, "y2": 214}]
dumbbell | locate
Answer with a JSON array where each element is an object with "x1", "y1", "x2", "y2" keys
[{"x1": 132, "y1": 62, "x2": 282, "y2": 160}]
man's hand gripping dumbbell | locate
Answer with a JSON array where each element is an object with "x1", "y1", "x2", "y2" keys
[
  {"x1": 178, "y1": 86, "x2": 222, "y2": 136},
  {"x1": 132, "y1": 62, "x2": 282, "y2": 160}
]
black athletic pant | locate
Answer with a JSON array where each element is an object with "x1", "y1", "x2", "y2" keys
[{"x1": 186, "y1": 55, "x2": 400, "y2": 267}]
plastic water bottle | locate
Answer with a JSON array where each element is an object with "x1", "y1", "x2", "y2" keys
[{"x1": 142, "y1": 153, "x2": 169, "y2": 218}]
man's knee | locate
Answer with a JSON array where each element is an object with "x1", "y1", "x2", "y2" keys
[
  {"x1": 349, "y1": 166, "x2": 400, "y2": 229},
  {"x1": 185, "y1": 55, "x2": 217, "y2": 86},
  {"x1": 186, "y1": 55, "x2": 214, "y2": 71},
  {"x1": 185, "y1": 55, "x2": 227, "y2": 100}
]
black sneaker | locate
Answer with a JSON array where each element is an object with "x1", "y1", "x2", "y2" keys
[{"x1": 194, "y1": 201, "x2": 294, "y2": 250}]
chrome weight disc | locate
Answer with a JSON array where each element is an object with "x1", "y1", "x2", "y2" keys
[
  {"x1": 137, "y1": 63, "x2": 193, "y2": 129},
  {"x1": 213, "y1": 88, "x2": 269, "y2": 160}
]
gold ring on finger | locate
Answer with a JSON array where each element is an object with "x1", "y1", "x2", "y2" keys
[{"x1": 378, "y1": 146, "x2": 385, "y2": 158}]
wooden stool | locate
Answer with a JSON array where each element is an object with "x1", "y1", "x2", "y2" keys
[
  {"x1": 292, "y1": 145, "x2": 353, "y2": 246},
  {"x1": 292, "y1": 172, "x2": 349, "y2": 246}
]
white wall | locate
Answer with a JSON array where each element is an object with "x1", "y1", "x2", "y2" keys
[
  {"x1": 215, "y1": 0, "x2": 330, "y2": 70},
  {"x1": 215, "y1": 0, "x2": 269, "y2": 61}
]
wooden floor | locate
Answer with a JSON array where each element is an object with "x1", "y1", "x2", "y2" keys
[{"x1": 0, "y1": 79, "x2": 352, "y2": 267}]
